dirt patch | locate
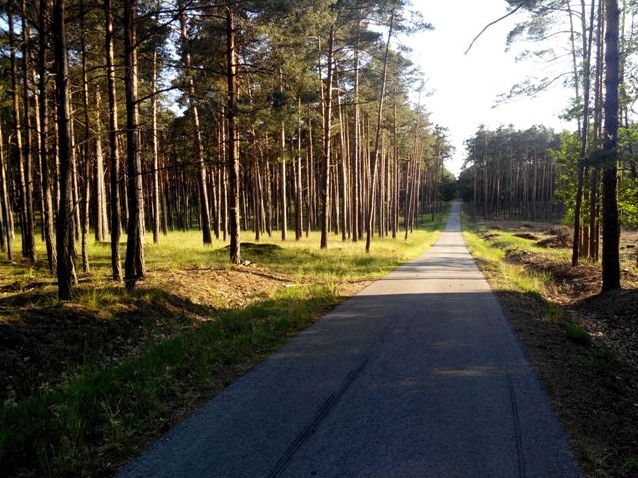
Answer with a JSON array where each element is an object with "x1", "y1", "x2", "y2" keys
[
  {"x1": 159, "y1": 266, "x2": 291, "y2": 310},
  {"x1": 0, "y1": 267, "x2": 291, "y2": 403},
  {"x1": 576, "y1": 290, "x2": 638, "y2": 370},
  {"x1": 537, "y1": 235, "x2": 572, "y2": 248},
  {"x1": 514, "y1": 232, "x2": 539, "y2": 240}
]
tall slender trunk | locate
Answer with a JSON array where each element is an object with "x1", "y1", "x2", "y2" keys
[
  {"x1": 94, "y1": 90, "x2": 109, "y2": 242},
  {"x1": 0, "y1": 122, "x2": 12, "y2": 261},
  {"x1": 320, "y1": 24, "x2": 335, "y2": 249},
  {"x1": 123, "y1": 0, "x2": 145, "y2": 291},
  {"x1": 295, "y1": 97, "x2": 303, "y2": 240},
  {"x1": 38, "y1": 0, "x2": 56, "y2": 271},
  {"x1": 178, "y1": 1, "x2": 212, "y2": 244},
  {"x1": 151, "y1": 50, "x2": 161, "y2": 244},
  {"x1": 105, "y1": 0, "x2": 122, "y2": 281},
  {"x1": 9, "y1": 0, "x2": 28, "y2": 261},
  {"x1": 601, "y1": 0, "x2": 620, "y2": 291},
  {"x1": 571, "y1": 0, "x2": 596, "y2": 266},
  {"x1": 53, "y1": 0, "x2": 75, "y2": 299},
  {"x1": 280, "y1": 126, "x2": 287, "y2": 240},
  {"x1": 352, "y1": 23, "x2": 361, "y2": 242},
  {"x1": 226, "y1": 5, "x2": 240, "y2": 264},
  {"x1": 366, "y1": 12, "x2": 394, "y2": 253},
  {"x1": 19, "y1": 0, "x2": 37, "y2": 263},
  {"x1": 80, "y1": 0, "x2": 91, "y2": 273}
]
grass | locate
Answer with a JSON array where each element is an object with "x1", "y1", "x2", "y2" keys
[
  {"x1": 0, "y1": 285, "x2": 338, "y2": 476},
  {"x1": 0, "y1": 209, "x2": 448, "y2": 477},
  {"x1": 461, "y1": 210, "x2": 578, "y2": 332}
]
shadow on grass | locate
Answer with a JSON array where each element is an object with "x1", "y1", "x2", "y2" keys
[{"x1": 0, "y1": 283, "x2": 340, "y2": 478}]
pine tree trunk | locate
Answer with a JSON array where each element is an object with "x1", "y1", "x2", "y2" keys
[
  {"x1": 19, "y1": 0, "x2": 37, "y2": 264},
  {"x1": 351, "y1": 25, "x2": 361, "y2": 242},
  {"x1": 9, "y1": 1, "x2": 29, "y2": 262},
  {"x1": 38, "y1": 0, "x2": 56, "y2": 271},
  {"x1": 571, "y1": 0, "x2": 597, "y2": 266},
  {"x1": 280, "y1": 119, "x2": 287, "y2": 240},
  {"x1": 601, "y1": 0, "x2": 621, "y2": 291},
  {"x1": 151, "y1": 50, "x2": 161, "y2": 244},
  {"x1": 179, "y1": 2, "x2": 212, "y2": 244},
  {"x1": 365, "y1": 13, "x2": 393, "y2": 253},
  {"x1": 295, "y1": 98, "x2": 303, "y2": 240},
  {"x1": 320, "y1": 24, "x2": 335, "y2": 249},
  {"x1": 94, "y1": 90, "x2": 109, "y2": 242},
  {"x1": 80, "y1": 0, "x2": 91, "y2": 273},
  {"x1": 105, "y1": 0, "x2": 122, "y2": 281},
  {"x1": 123, "y1": 0, "x2": 145, "y2": 291},
  {"x1": 226, "y1": 5, "x2": 241, "y2": 264},
  {"x1": 0, "y1": 121, "x2": 12, "y2": 261},
  {"x1": 53, "y1": 0, "x2": 75, "y2": 299}
]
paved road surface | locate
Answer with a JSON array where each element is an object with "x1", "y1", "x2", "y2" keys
[{"x1": 120, "y1": 202, "x2": 579, "y2": 478}]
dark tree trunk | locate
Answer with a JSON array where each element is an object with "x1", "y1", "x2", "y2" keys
[
  {"x1": 0, "y1": 122, "x2": 12, "y2": 261},
  {"x1": 53, "y1": 0, "x2": 75, "y2": 299},
  {"x1": 123, "y1": 0, "x2": 145, "y2": 291},
  {"x1": 601, "y1": 0, "x2": 621, "y2": 291},
  {"x1": 38, "y1": 0, "x2": 56, "y2": 271}
]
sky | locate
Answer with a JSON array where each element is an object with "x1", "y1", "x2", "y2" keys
[{"x1": 403, "y1": 0, "x2": 576, "y2": 176}]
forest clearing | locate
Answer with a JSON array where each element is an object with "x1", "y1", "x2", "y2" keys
[{"x1": 1, "y1": 0, "x2": 638, "y2": 476}]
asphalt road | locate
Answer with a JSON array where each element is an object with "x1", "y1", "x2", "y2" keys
[{"x1": 119, "y1": 202, "x2": 580, "y2": 478}]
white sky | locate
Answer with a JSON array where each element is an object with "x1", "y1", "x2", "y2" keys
[{"x1": 403, "y1": 0, "x2": 576, "y2": 176}]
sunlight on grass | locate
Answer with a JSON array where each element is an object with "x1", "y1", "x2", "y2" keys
[{"x1": 462, "y1": 229, "x2": 551, "y2": 295}]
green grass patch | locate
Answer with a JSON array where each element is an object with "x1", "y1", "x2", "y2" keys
[
  {"x1": 0, "y1": 285, "x2": 340, "y2": 476},
  {"x1": 462, "y1": 218, "x2": 553, "y2": 296},
  {"x1": 461, "y1": 210, "x2": 583, "y2": 335}
]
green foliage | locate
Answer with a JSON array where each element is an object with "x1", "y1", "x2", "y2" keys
[{"x1": 438, "y1": 168, "x2": 457, "y2": 201}]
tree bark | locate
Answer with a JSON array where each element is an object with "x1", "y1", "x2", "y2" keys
[
  {"x1": 0, "y1": 121, "x2": 12, "y2": 261},
  {"x1": 105, "y1": 0, "x2": 122, "y2": 281},
  {"x1": 226, "y1": 5, "x2": 241, "y2": 264},
  {"x1": 571, "y1": 0, "x2": 596, "y2": 266},
  {"x1": 601, "y1": 0, "x2": 621, "y2": 291},
  {"x1": 38, "y1": 0, "x2": 56, "y2": 271},
  {"x1": 151, "y1": 49, "x2": 161, "y2": 244},
  {"x1": 320, "y1": 24, "x2": 335, "y2": 249},
  {"x1": 178, "y1": 2, "x2": 212, "y2": 244},
  {"x1": 53, "y1": 0, "x2": 75, "y2": 299},
  {"x1": 123, "y1": 0, "x2": 145, "y2": 291},
  {"x1": 366, "y1": 12, "x2": 394, "y2": 253}
]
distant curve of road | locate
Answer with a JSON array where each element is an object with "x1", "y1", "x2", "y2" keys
[{"x1": 119, "y1": 201, "x2": 579, "y2": 478}]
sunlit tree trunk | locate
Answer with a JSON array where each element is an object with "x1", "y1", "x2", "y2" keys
[
  {"x1": 105, "y1": 0, "x2": 122, "y2": 281},
  {"x1": 178, "y1": 1, "x2": 212, "y2": 244},
  {"x1": 226, "y1": 4, "x2": 241, "y2": 264},
  {"x1": 123, "y1": 0, "x2": 145, "y2": 291}
]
